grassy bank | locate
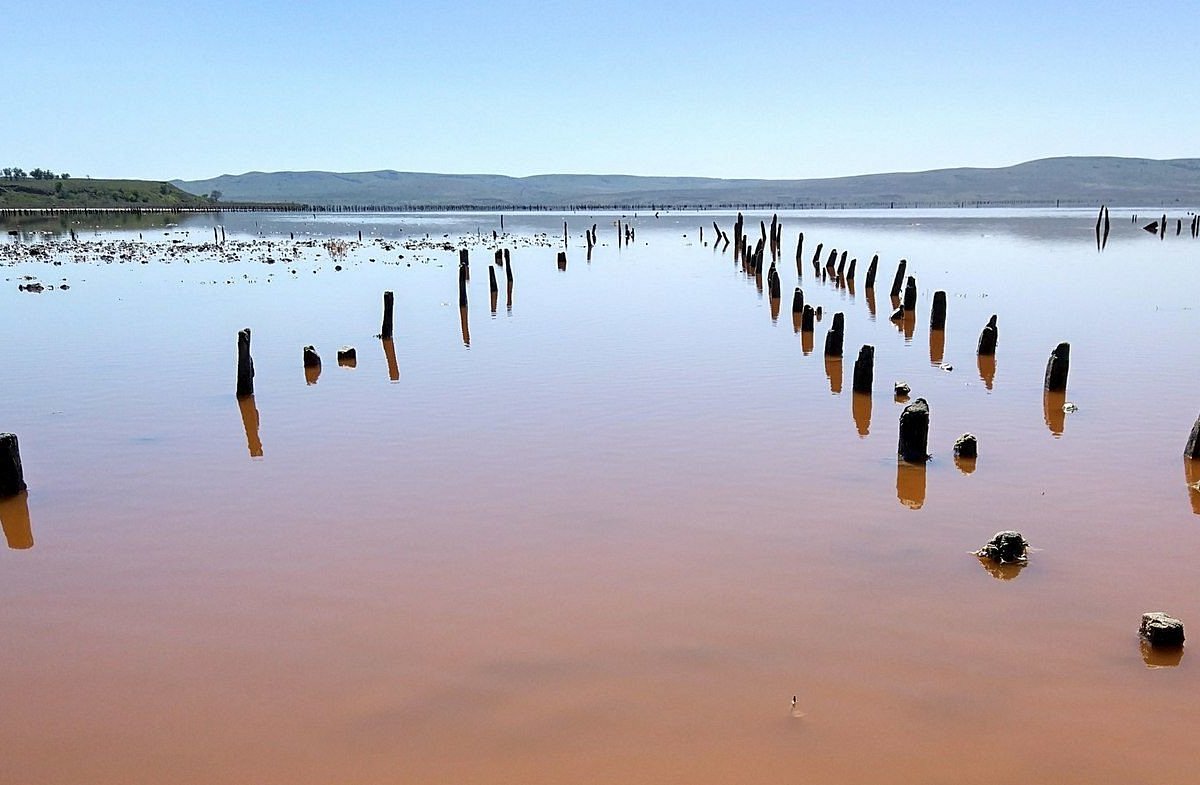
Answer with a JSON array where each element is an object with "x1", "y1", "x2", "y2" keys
[{"x1": 0, "y1": 178, "x2": 214, "y2": 209}]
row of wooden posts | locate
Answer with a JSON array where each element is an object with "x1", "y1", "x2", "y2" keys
[{"x1": 707, "y1": 212, "x2": 1092, "y2": 464}]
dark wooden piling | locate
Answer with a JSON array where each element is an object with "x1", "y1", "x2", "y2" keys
[
  {"x1": 0, "y1": 433, "x2": 26, "y2": 497},
  {"x1": 847, "y1": 258, "x2": 857, "y2": 281},
  {"x1": 459, "y1": 248, "x2": 469, "y2": 280},
  {"x1": 890, "y1": 259, "x2": 907, "y2": 297},
  {"x1": 801, "y1": 304, "x2": 815, "y2": 332},
  {"x1": 852, "y1": 344, "x2": 874, "y2": 394},
  {"x1": 767, "y1": 266, "x2": 781, "y2": 299},
  {"x1": 236, "y1": 328, "x2": 254, "y2": 397},
  {"x1": 458, "y1": 261, "x2": 468, "y2": 307},
  {"x1": 930, "y1": 290, "x2": 947, "y2": 330},
  {"x1": 503, "y1": 248, "x2": 510, "y2": 267},
  {"x1": 865, "y1": 255, "x2": 878, "y2": 288},
  {"x1": 1044, "y1": 342, "x2": 1070, "y2": 392},
  {"x1": 791, "y1": 287, "x2": 804, "y2": 314},
  {"x1": 1178, "y1": 218, "x2": 1183, "y2": 236},
  {"x1": 381, "y1": 291, "x2": 394, "y2": 339},
  {"x1": 977, "y1": 315, "x2": 998, "y2": 355},
  {"x1": 1102, "y1": 206, "x2": 1110, "y2": 249},
  {"x1": 557, "y1": 251, "x2": 567, "y2": 271},
  {"x1": 488, "y1": 265, "x2": 499, "y2": 294},
  {"x1": 495, "y1": 249, "x2": 503, "y2": 266},
  {"x1": 303, "y1": 345, "x2": 321, "y2": 368},
  {"x1": 1185, "y1": 414, "x2": 1200, "y2": 459},
  {"x1": 1161, "y1": 214, "x2": 1167, "y2": 239},
  {"x1": 898, "y1": 398, "x2": 931, "y2": 463},
  {"x1": 903, "y1": 276, "x2": 917, "y2": 311},
  {"x1": 796, "y1": 232, "x2": 804, "y2": 273},
  {"x1": 824, "y1": 312, "x2": 845, "y2": 357}
]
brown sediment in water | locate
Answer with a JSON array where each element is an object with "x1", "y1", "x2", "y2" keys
[{"x1": 4, "y1": 210, "x2": 1200, "y2": 785}]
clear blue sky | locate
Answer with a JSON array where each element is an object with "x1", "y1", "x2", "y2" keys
[{"x1": 6, "y1": 0, "x2": 1195, "y2": 181}]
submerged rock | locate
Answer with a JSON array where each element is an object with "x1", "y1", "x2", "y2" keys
[
  {"x1": 1140, "y1": 613, "x2": 1185, "y2": 648},
  {"x1": 975, "y1": 530, "x2": 1028, "y2": 563}
]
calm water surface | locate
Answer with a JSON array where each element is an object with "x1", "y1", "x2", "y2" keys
[{"x1": 2, "y1": 208, "x2": 1200, "y2": 784}]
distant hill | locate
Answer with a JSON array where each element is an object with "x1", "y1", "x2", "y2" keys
[
  {"x1": 173, "y1": 157, "x2": 1200, "y2": 208},
  {"x1": 0, "y1": 178, "x2": 214, "y2": 209}
]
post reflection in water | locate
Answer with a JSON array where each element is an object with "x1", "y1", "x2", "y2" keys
[
  {"x1": 896, "y1": 460, "x2": 927, "y2": 509},
  {"x1": 825, "y1": 356, "x2": 842, "y2": 394},
  {"x1": 382, "y1": 338, "x2": 400, "y2": 383},
  {"x1": 769, "y1": 296, "x2": 780, "y2": 323},
  {"x1": 866, "y1": 287, "x2": 876, "y2": 318},
  {"x1": 0, "y1": 490, "x2": 34, "y2": 550},
  {"x1": 1141, "y1": 639, "x2": 1185, "y2": 668},
  {"x1": 305, "y1": 364, "x2": 321, "y2": 386},
  {"x1": 954, "y1": 454, "x2": 977, "y2": 475},
  {"x1": 506, "y1": 281, "x2": 513, "y2": 314},
  {"x1": 237, "y1": 394, "x2": 263, "y2": 458},
  {"x1": 977, "y1": 556, "x2": 1025, "y2": 581},
  {"x1": 902, "y1": 311, "x2": 916, "y2": 342},
  {"x1": 460, "y1": 305, "x2": 471, "y2": 347},
  {"x1": 801, "y1": 330, "x2": 814, "y2": 356},
  {"x1": 1184, "y1": 458, "x2": 1200, "y2": 515},
  {"x1": 929, "y1": 329, "x2": 946, "y2": 366},
  {"x1": 1043, "y1": 390, "x2": 1067, "y2": 437},
  {"x1": 792, "y1": 311, "x2": 803, "y2": 334},
  {"x1": 490, "y1": 289, "x2": 498, "y2": 315},
  {"x1": 977, "y1": 353, "x2": 996, "y2": 390},
  {"x1": 851, "y1": 392, "x2": 871, "y2": 436}
]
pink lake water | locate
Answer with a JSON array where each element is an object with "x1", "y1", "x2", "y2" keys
[{"x1": 2, "y1": 207, "x2": 1200, "y2": 784}]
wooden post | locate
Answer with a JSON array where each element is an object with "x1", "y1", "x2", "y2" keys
[
  {"x1": 903, "y1": 276, "x2": 917, "y2": 311},
  {"x1": 791, "y1": 287, "x2": 804, "y2": 314},
  {"x1": 1185, "y1": 415, "x2": 1200, "y2": 459},
  {"x1": 890, "y1": 259, "x2": 907, "y2": 297},
  {"x1": 977, "y1": 315, "x2": 998, "y2": 355},
  {"x1": 824, "y1": 312, "x2": 845, "y2": 357},
  {"x1": 930, "y1": 290, "x2": 947, "y2": 330},
  {"x1": 852, "y1": 345, "x2": 874, "y2": 394},
  {"x1": 0, "y1": 433, "x2": 26, "y2": 497},
  {"x1": 557, "y1": 251, "x2": 567, "y2": 270},
  {"x1": 488, "y1": 265, "x2": 499, "y2": 294},
  {"x1": 898, "y1": 398, "x2": 930, "y2": 463},
  {"x1": 865, "y1": 254, "x2": 878, "y2": 288},
  {"x1": 236, "y1": 328, "x2": 254, "y2": 397},
  {"x1": 1044, "y1": 342, "x2": 1070, "y2": 392},
  {"x1": 459, "y1": 248, "x2": 469, "y2": 280},
  {"x1": 303, "y1": 345, "x2": 321, "y2": 368},
  {"x1": 458, "y1": 260, "x2": 468, "y2": 307},
  {"x1": 801, "y1": 304, "x2": 815, "y2": 332},
  {"x1": 795, "y1": 232, "x2": 804, "y2": 273},
  {"x1": 381, "y1": 291, "x2": 394, "y2": 339}
]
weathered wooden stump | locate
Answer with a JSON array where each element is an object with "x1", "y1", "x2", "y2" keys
[
  {"x1": 488, "y1": 265, "x2": 499, "y2": 294},
  {"x1": 977, "y1": 314, "x2": 998, "y2": 355},
  {"x1": 865, "y1": 255, "x2": 878, "y2": 288},
  {"x1": 823, "y1": 312, "x2": 844, "y2": 357},
  {"x1": 303, "y1": 345, "x2": 321, "y2": 368},
  {"x1": 930, "y1": 290, "x2": 947, "y2": 329},
  {"x1": 975, "y1": 531, "x2": 1028, "y2": 563},
  {"x1": 898, "y1": 398, "x2": 930, "y2": 462},
  {"x1": 458, "y1": 260, "x2": 468, "y2": 307},
  {"x1": 0, "y1": 433, "x2": 26, "y2": 498},
  {"x1": 903, "y1": 276, "x2": 917, "y2": 311},
  {"x1": 337, "y1": 346, "x2": 356, "y2": 366},
  {"x1": 953, "y1": 433, "x2": 978, "y2": 458},
  {"x1": 846, "y1": 257, "x2": 856, "y2": 281},
  {"x1": 890, "y1": 259, "x2": 907, "y2": 297},
  {"x1": 1185, "y1": 414, "x2": 1200, "y2": 459},
  {"x1": 1044, "y1": 342, "x2": 1070, "y2": 392},
  {"x1": 852, "y1": 345, "x2": 874, "y2": 394},
  {"x1": 381, "y1": 290, "x2": 394, "y2": 339},
  {"x1": 1140, "y1": 612, "x2": 1185, "y2": 647},
  {"x1": 459, "y1": 248, "x2": 469, "y2": 280},
  {"x1": 236, "y1": 328, "x2": 254, "y2": 397},
  {"x1": 801, "y1": 304, "x2": 815, "y2": 332},
  {"x1": 791, "y1": 287, "x2": 804, "y2": 314}
]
